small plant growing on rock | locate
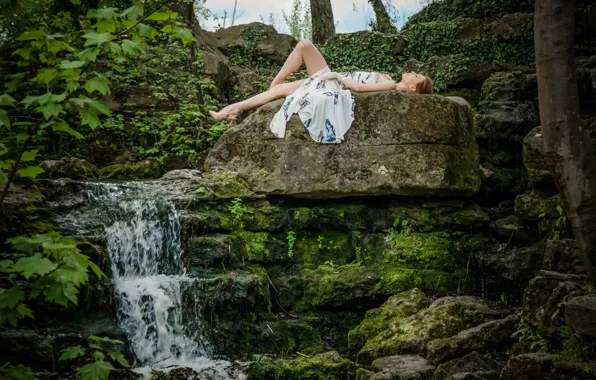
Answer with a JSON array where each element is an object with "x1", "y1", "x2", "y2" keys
[
  {"x1": 59, "y1": 335, "x2": 130, "y2": 380},
  {"x1": 228, "y1": 197, "x2": 248, "y2": 228},
  {"x1": 287, "y1": 231, "x2": 297, "y2": 257}
]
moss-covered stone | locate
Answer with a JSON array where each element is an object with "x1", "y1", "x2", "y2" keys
[
  {"x1": 99, "y1": 158, "x2": 161, "y2": 180},
  {"x1": 514, "y1": 191, "x2": 562, "y2": 222},
  {"x1": 40, "y1": 157, "x2": 99, "y2": 180},
  {"x1": 356, "y1": 297, "x2": 509, "y2": 364},
  {"x1": 184, "y1": 234, "x2": 243, "y2": 268},
  {"x1": 480, "y1": 71, "x2": 537, "y2": 102},
  {"x1": 236, "y1": 231, "x2": 288, "y2": 263},
  {"x1": 348, "y1": 289, "x2": 430, "y2": 354},
  {"x1": 248, "y1": 351, "x2": 351, "y2": 380}
]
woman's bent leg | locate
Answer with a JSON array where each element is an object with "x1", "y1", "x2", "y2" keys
[
  {"x1": 210, "y1": 80, "x2": 304, "y2": 121},
  {"x1": 270, "y1": 40, "x2": 327, "y2": 88}
]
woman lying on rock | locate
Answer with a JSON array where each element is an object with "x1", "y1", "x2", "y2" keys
[{"x1": 210, "y1": 39, "x2": 433, "y2": 143}]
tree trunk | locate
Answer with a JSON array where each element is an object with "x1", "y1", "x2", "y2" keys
[
  {"x1": 311, "y1": 0, "x2": 335, "y2": 45},
  {"x1": 368, "y1": 0, "x2": 397, "y2": 34},
  {"x1": 535, "y1": 0, "x2": 596, "y2": 285}
]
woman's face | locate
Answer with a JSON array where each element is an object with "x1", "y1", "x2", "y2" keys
[{"x1": 401, "y1": 72, "x2": 427, "y2": 88}]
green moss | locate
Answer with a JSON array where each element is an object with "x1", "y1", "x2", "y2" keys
[
  {"x1": 198, "y1": 171, "x2": 254, "y2": 200},
  {"x1": 382, "y1": 231, "x2": 463, "y2": 271},
  {"x1": 248, "y1": 351, "x2": 351, "y2": 380},
  {"x1": 439, "y1": 89, "x2": 481, "y2": 108},
  {"x1": 98, "y1": 159, "x2": 161, "y2": 179},
  {"x1": 294, "y1": 231, "x2": 354, "y2": 270},
  {"x1": 236, "y1": 231, "x2": 287, "y2": 263}
]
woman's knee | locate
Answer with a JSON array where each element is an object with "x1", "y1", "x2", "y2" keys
[{"x1": 297, "y1": 39, "x2": 314, "y2": 50}]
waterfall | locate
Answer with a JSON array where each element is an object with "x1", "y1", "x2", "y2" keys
[{"x1": 78, "y1": 182, "x2": 229, "y2": 376}]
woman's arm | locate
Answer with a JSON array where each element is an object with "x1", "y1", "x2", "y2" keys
[{"x1": 320, "y1": 72, "x2": 396, "y2": 92}]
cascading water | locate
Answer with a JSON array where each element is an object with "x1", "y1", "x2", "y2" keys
[{"x1": 76, "y1": 182, "x2": 230, "y2": 376}]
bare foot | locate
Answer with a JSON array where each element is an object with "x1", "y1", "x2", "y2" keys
[{"x1": 209, "y1": 109, "x2": 238, "y2": 121}]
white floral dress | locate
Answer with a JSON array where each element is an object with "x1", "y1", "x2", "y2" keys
[{"x1": 270, "y1": 66, "x2": 380, "y2": 144}]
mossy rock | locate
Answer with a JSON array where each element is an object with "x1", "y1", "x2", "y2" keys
[
  {"x1": 514, "y1": 191, "x2": 562, "y2": 222},
  {"x1": 356, "y1": 296, "x2": 509, "y2": 364},
  {"x1": 99, "y1": 159, "x2": 161, "y2": 180},
  {"x1": 405, "y1": 0, "x2": 533, "y2": 25},
  {"x1": 216, "y1": 199, "x2": 287, "y2": 232},
  {"x1": 236, "y1": 231, "x2": 288, "y2": 263},
  {"x1": 480, "y1": 71, "x2": 537, "y2": 102},
  {"x1": 40, "y1": 157, "x2": 98, "y2": 180},
  {"x1": 184, "y1": 234, "x2": 243, "y2": 269},
  {"x1": 348, "y1": 289, "x2": 431, "y2": 354},
  {"x1": 248, "y1": 351, "x2": 351, "y2": 380}
]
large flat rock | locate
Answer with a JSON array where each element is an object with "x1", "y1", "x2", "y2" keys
[{"x1": 206, "y1": 91, "x2": 480, "y2": 198}]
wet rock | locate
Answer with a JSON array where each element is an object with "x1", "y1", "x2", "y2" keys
[
  {"x1": 357, "y1": 297, "x2": 509, "y2": 363},
  {"x1": 552, "y1": 361, "x2": 596, "y2": 380},
  {"x1": 426, "y1": 314, "x2": 519, "y2": 364},
  {"x1": 443, "y1": 372, "x2": 498, "y2": 380},
  {"x1": 476, "y1": 243, "x2": 543, "y2": 301},
  {"x1": 565, "y1": 295, "x2": 596, "y2": 338},
  {"x1": 500, "y1": 353, "x2": 554, "y2": 380},
  {"x1": 362, "y1": 355, "x2": 436, "y2": 380},
  {"x1": 432, "y1": 351, "x2": 501, "y2": 380},
  {"x1": 206, "y1": 91, "x2": 480, "y2": 198},
  {"x1": 184, "y1": 234, "x2": 242, "y2": 268},
  {"x1": 99, "y1": 158, "x2": 161, "y2": 180},
  {"x1": 492, "y1": 215, "x2": 536, "y2": 242},
  {"x1": 248, "y1": 351, "x2": 351, "y2": 380},
  {"x1": 522, "y1": 271, "x2": 586, "y2": 333},
  {"x1": 522, "y1": 127, "x2": 552, "y2": 186},
  {"x1": 161, "y1": 169, "x2": 203, "y2": 180},
  {"x1": 543, "y1": 239, "x2": 585, "y2": 275},
  {"x1": 40, "y1": 157, "x2": 98, "y2": 180},
  {"x1": 349, "y1": 289, "x2": 431, "y2": 353}
]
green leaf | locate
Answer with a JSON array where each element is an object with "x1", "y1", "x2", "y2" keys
[
  {"x1": 121, "y1": 39, "x2": 144, "y2": 56},
  {"x1": 0, "y1": 286, "x2": 25, "y2": 309},
  {"x1": 17, "y1": 30, "x2": 46, "y2": 41},
  {"x1": 72, "y1": 96, "x2": 111, "y2": 115},
  {"x1": 96, "y1": 19, "x2": 116, "y2": 34},
  {"x1": 88, "y1": 262, "x2": 106, "y2": 279},
  {"x1": 137, "y1": 23, "x2": 158, "y2": 39},
  {"x1": 39, "y1": 102, "x2": 63, "y2": 119},
  {"x1": 47, "y1": 40, "x2": 71, "y2": 54},
  {"x1": 0, "y1": 94, "x2": 17, "y2": 107},
  {"x1": 88, "y1": 7, "x2": 117, "y2": 20},
  {"x1": 108, "y1": 351, "x2": 130, "y2": 368},
  {"x1": 60, "y1": 60, "x2": 86, "y2": 69},
  {"x1": 52, "y1": 121, "x2": 84, "y2": 139},
  {"x1": 174, "y1": 26, "x2": 195, "y2": 46},
  {"x1": 35, "y1": 68, "x2": 59, "y2": 83},
  {"x1": 51, "y1": 92, "x2": 67, "y2": 103},
  {"x1": 93, "y1": 351, "x2": 105, "y2": 361},
  {"x1": 12, "y1": 47, "x2": 32, "y2": 60},
  {"x1": 147, "y1": 11, "x2": 171, "y2": 21},
  {"x1": 81, "y1": 110, "x2": 101, "y2": 129},
  {"x1": 0, "y1": 109, "x2": 10, "y2": 130},
  {"x1": 71, "y1": 0, "x2": 81, "y2": 4},
  {"x1": 108, "y1": 42, "x2": 121, "y2": 55},
  {"x1": 17, "y1": 165, "x2": 45, "y2": 179},
  {"x1": 83, "y1": 32, "x2": 111, "y2": 47},
  {"x1": 16, "y1": 303, "x2": 34, "y2": 319},
  {"x1": 2, "y1": 364, "x2": 37, "y2": 380},
  {"x1": 13, "y1": 253, "x2": 55, "y2": 279},
  {"x1": 77, "y1": 360, "x2": 113, "y2": 380},
  {"x1": 59, "y1": 345, "x2": 86, "y2": 361},
  {"x1": 78, "y1": 47, "x2": 100, "y2": 62},
  {"x1": 67, "y1": 82, "x2": 81, "y2": 92},
  {"x1": 21, "y1": 150, "x2": 39, "y2": 162},
  {"x1": 83, "y1": 75, "x2": 110, "y2": 96},
  {"x1": 121, "y1": 4, "x2": 144, "y2": 20}
]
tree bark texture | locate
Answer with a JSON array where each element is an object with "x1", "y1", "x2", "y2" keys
[
  {"x1": 535, "y1": 0, "x2": 596, "y2": 285},
  {"x1": 311, "y1": 0, "x2": 335, "y2": 45},
  {"x1": 368, "y1": 0, "x2": 397, "y2": 34}
]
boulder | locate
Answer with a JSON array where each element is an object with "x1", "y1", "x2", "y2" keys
[
  {"x1": 98, "y1": 158, "x2": 161, "y2": 180},
  {"x1": 521, "y1": 271, "x2": 586, "y2": 333},
  {"x1": 212, "y1": 22, "x2": 296, "y2": 65},
  {"x1": 356, "y1": 297, "x2": 509, "y2": 363},
  {"x1": 492, "y1": 215, "x2": 536, "y2": 242},
  {"x1": 476, "y1": 243, "x2": 543, "y2": 301},
  {"x1": 500, "y1": 353, "x2": 555, "y2": 380},
  {"x1": 426, "y1": 314, "x2": 519, "y2": 364},
  {"x1": 475, "y1": 101, "x2": 540, "y2": 142},
  {"x1": 564, "y1": 295, "x2": 596, "y2": 338},
  {"x1": 348, "y1": 289, "x2": 431, "y2": 353},
  {"x1": 360, "y1": 355, "x2": 436, "y2": 380},
  {"x1": 248, "y1": 351, "x2": 351, "y2": 380},
  {"x1": 206, "y1": 92, "x2": 480, "y2": 198},
  {"x1": 514, "y1": 191, "x2": 562, "y2": 222},
  {"x1": 543, "y1": 239, "x2": 585, "y2": 275},
  {"x1": 40, "y1": 157, "x2": 98, "y2": 180},
  {"x1": 552, "y1": 362, "x2": 596, "y2": 380},
  {"x1": 480, "y1": 71, "x2": 537, "y2": 103},
  {"x1": 432, "y1": 351, "x2": 502, "y2": 380}
]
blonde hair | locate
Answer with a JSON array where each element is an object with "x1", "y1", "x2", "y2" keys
[{"x1": 417, "y1": 76, "x2": 434, "y2": 94}]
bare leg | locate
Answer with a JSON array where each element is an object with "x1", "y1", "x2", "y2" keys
[
  {"x1": 270, "y1": 40, "x2": 328, "y2": 88},
  {"x1": 210, "y1": 80, "x2": 305, "y2": 121}
]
